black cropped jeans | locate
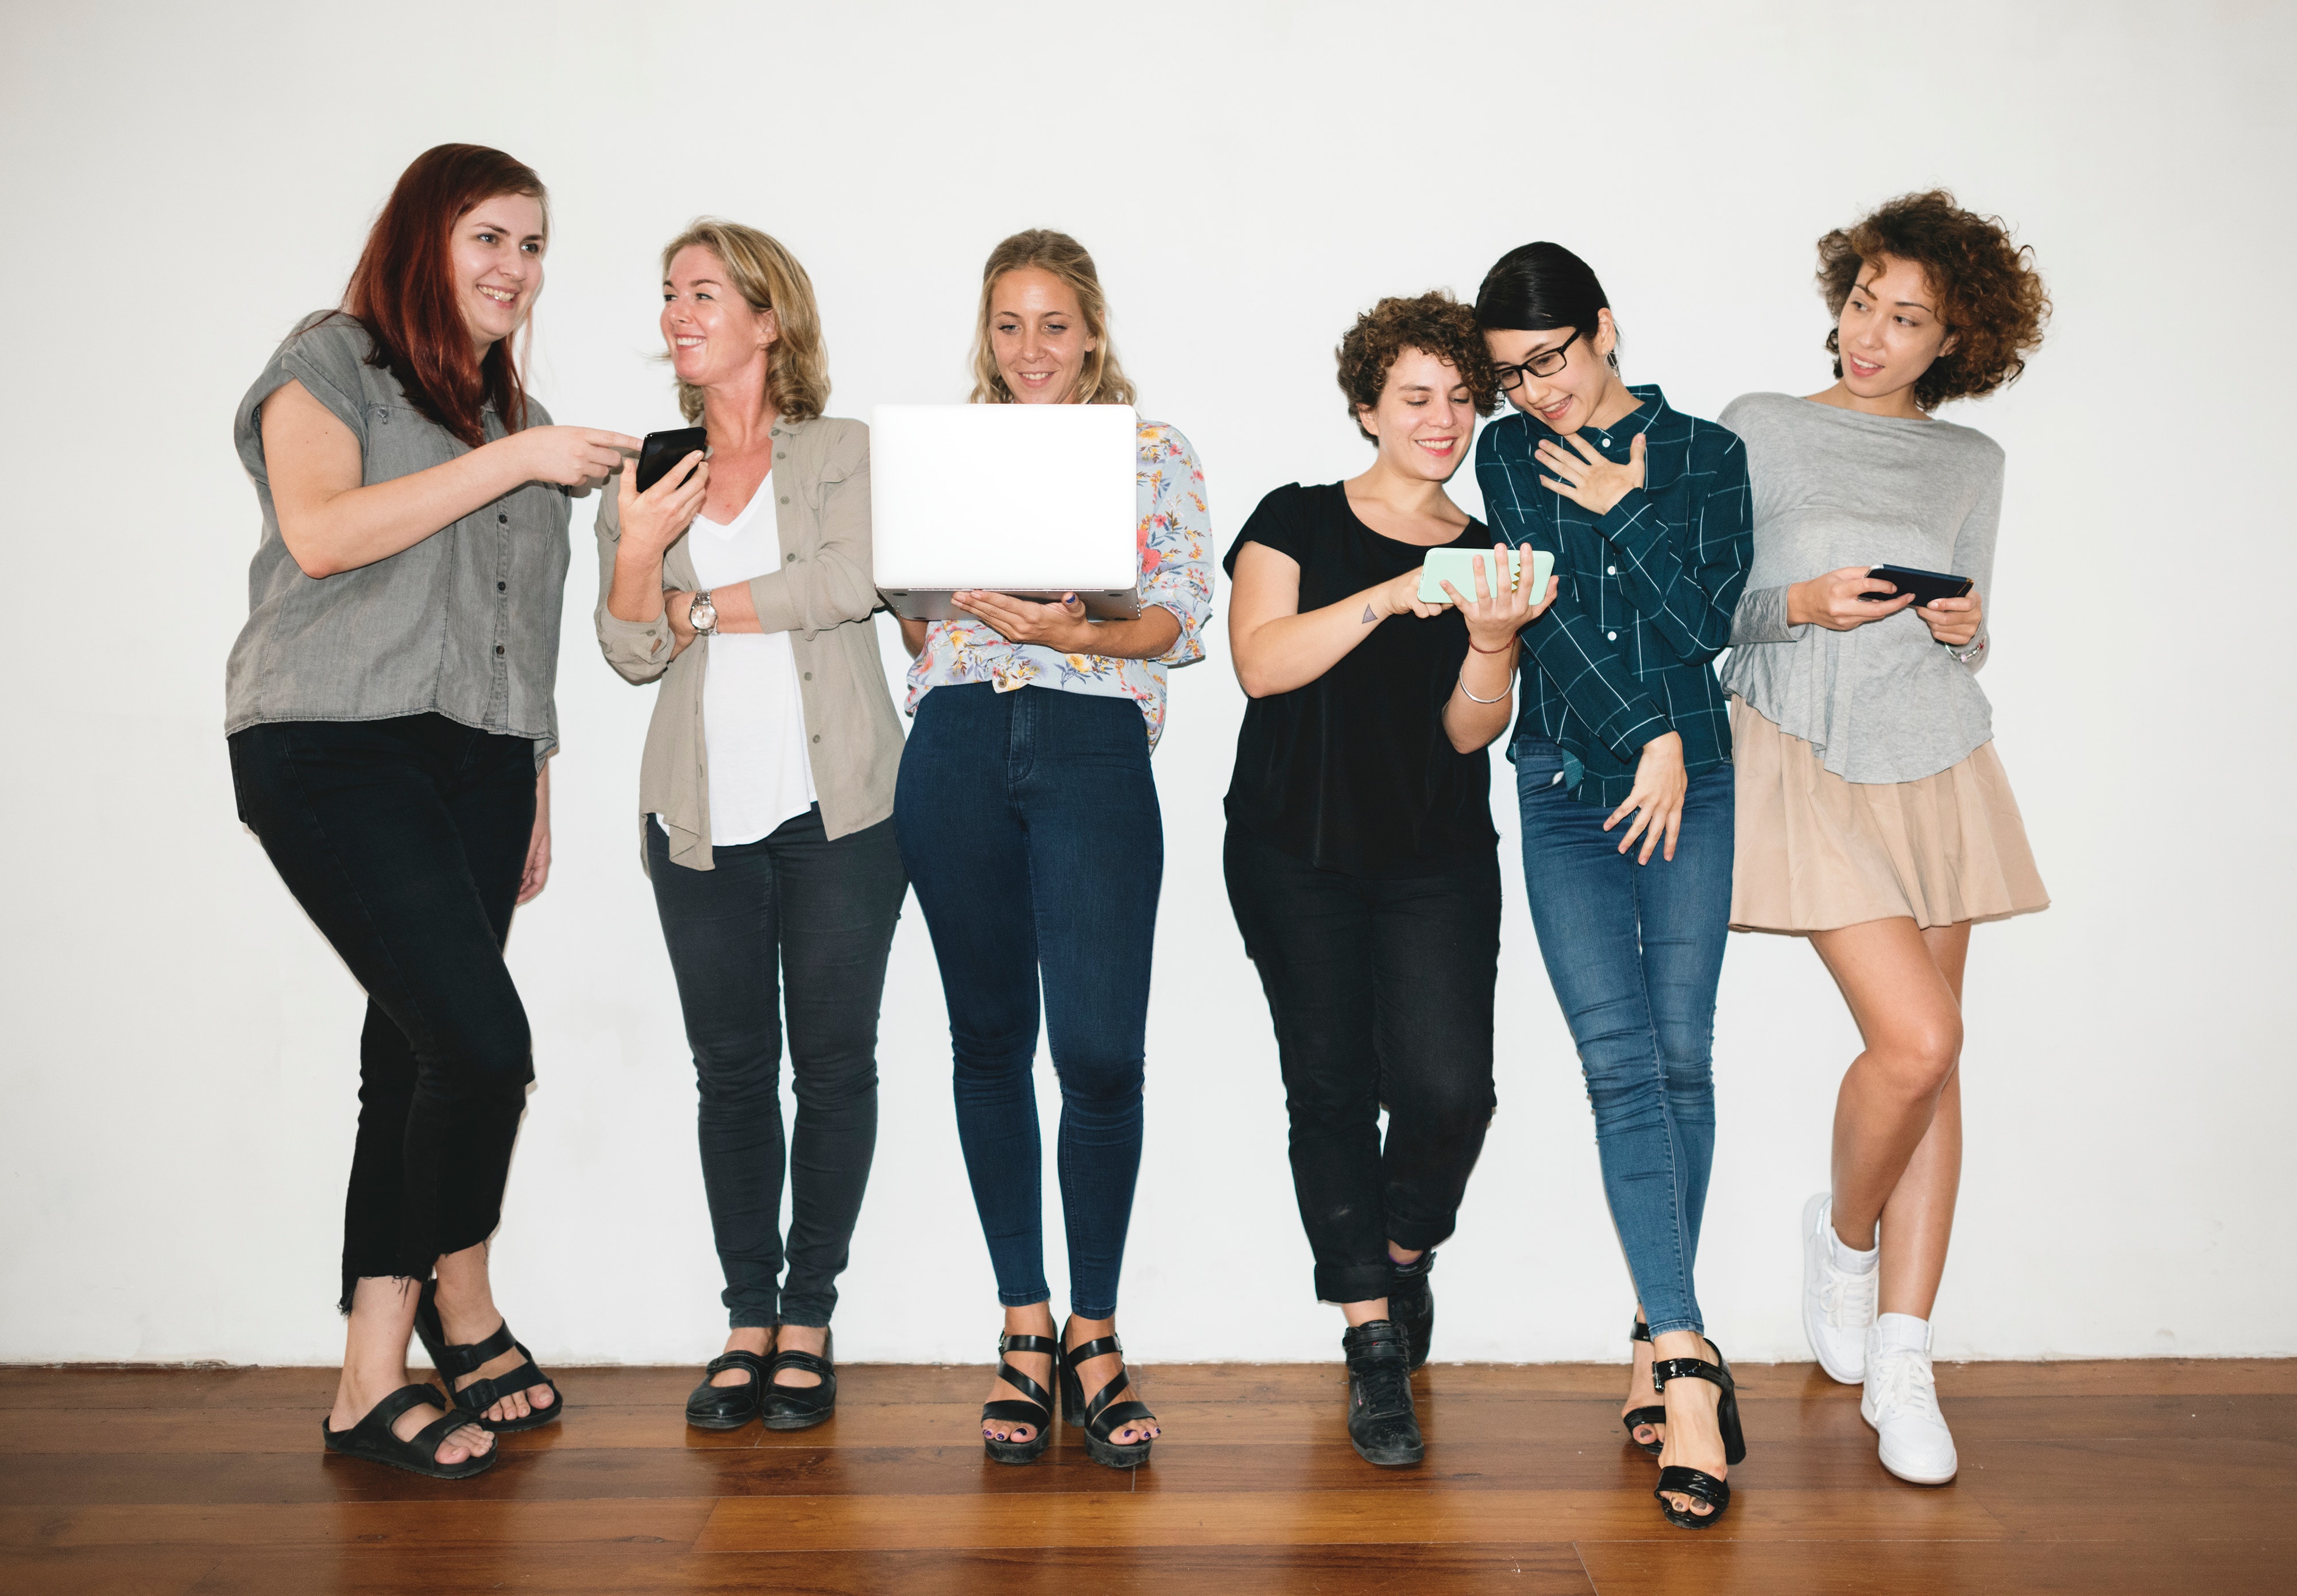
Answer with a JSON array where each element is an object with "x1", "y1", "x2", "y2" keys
[
  {"x1": 1223, "y1": 823, "x2": 1502, "y2": 1305},
  {"x1": 229, "y1": 714, "x2": 538, "y2": 1312},
  {"x1": 646, "y1": 807, "x2": 907, "y2": 1329}
]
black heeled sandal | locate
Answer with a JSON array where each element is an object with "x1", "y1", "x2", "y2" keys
[
  {"x1": 414, "y1": 1278, "x2": 566, "y2": 1433},
  {"x1": 1389, "y1": 1249, "x2": 1437, "y2": 1372},
  {"x1": 1622, "y1": 1318, "x2": 1666, "y2": 1456},
  {"x1": 761, "y1": 1328, "x2": 837, "y2": 1431},
  {"x1": 1651, "y1": 1339, "x2": 1749, "y2": 1530},
  {"x1": 685, "y1": 1349, "x2": 766, "y2": 1430},
  {"x1": 981, "y1": 1332, "x2": 1057, "y2": 1465},
  {"x1": 320, "y1": 1382, "x2": 496, "y2": 1479},
  {"x1": 1058, "y1": 1324, "x2": 1157, "y2": 1470}
]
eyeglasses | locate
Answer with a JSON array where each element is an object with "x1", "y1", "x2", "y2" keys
[{"x1": 1493, "y1": 328, "x2": 1581, "y2": 392}]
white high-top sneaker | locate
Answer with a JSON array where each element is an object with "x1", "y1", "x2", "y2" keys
[
  {"x1": 1800, "y1": 1192, "x2": 1877, "y2": 1384},
  {"x1": 1862, "y1": 1314, "x2": 1958, "y2": 1485}
]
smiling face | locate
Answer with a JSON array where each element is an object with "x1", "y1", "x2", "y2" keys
[
  {"x1": 1484, "y1": 308, "x2": 1626, "y2": 436},
  {"x1": 451, "y1": 192, "x2": 547, "y2": 354},
  {"x1": 1834, "y1": 254, "x2": 1958, "y2": 407},
  {"x1": 661, "y1": 243, "x2": 778, "y2": 392},
  {"x1": 1358, "y1": 346, "x2": 1479, "y2": 482},
  {"x1": 988, "y1": 267, "x2": 1095, "y2": 404}
]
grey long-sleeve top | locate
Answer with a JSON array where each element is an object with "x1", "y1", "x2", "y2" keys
[{"x1": 1720, "y1": 392, "x2": 2002, "y2": 785}]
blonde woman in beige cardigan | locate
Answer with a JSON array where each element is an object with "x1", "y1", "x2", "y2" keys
[{"x1": 595, "y1": 218, "x2": 906, "y2": 1434}]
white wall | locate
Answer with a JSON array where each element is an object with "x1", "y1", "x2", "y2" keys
[{"x1": 3, "y1": 0, "x2": 2290, "y2": 1368}]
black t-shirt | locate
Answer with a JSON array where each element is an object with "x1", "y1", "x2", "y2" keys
[{"x1": 1221, "y1": 481, "x2": 1499, "y2": 878}]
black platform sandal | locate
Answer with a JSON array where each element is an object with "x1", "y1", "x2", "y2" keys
[
  {"x1": 761, "y1": 1328, "x2": 837, "y2": 1431},
  {"x1": 1340, "y1": 1319, "x2": 1424, "y2": 1467},
  {"x1": 414, "y1": 1278, "x2": 566, "y2": 1433},
  {"x1": 320, "y1": 1382, "x2": 496, "y2": 1479},
  {"x1": 1058, "y1": 1324, "x2": 1158, "y2": 1470},
  {"x1": 1651, "y1": 1339, "x2": 1749, "y2": 1530},
  {"x1": 981, "y1": 1332, "x2": 1057, "y2": 1465},
  {"x1": 1622, "y1": 1318, "x2": 1666, "y2": 1456},
  {"x1": 1389, "y1": 1249, "x2": 1437, "y2": 1372},
  {"x1": 685, "y1": 1349, "x2": 766, "y2": 1430}
]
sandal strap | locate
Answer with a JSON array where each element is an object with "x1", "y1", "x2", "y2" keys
[
  {"x1": 703, "y1": 1350, "x2": 768, "y2": 1382},
  {"x1": 996, "y1": 1335, "x2": 1055, "y2": 1410},
  {"x1": 1652, "y1": 1356, "x2": 1732, "y2": 1394},
  {"x1": 1065, "y1": 1332, "x2": 1124, "y2": 1363},
  {"x1": 427, "y1": 1314, "x2": 519, "y2": 1380},
  {"x1": 768, "y1": 1348, "x2": 835, "y2": 1381},
  {"x1": 368, "y1": 1381, "x2": 453, "y2": 1434},
  {"x1": 1623, "y1": 1404, "x2": 1668, "y2": 1427},
  {"x1": 1629, "y1": 1318, "x2": 1652, "y2": 1343},
  {"x1": 453, "y1": 1342, "x2": 550, "y2": 1413},
  {"x1": 1086, "y1": 1396, "x2": 1156, "y2": 1442},
  {"x1": 1080, "y1": 1363, "x2": 1132, "y2": 1427},
  {"x1": 981, "y1": 1398, "x2": 1049, "y2": 1426},
  {"x1": 1654, "y1": 1465, "x2": 1731, "y2": 1510},
  {"x1": 409, "y1": 1401, "x2": 486, "y2": 1454}
]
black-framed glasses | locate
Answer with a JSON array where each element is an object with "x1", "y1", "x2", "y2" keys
[{"x1": 1494, "y1": 328, "x2": 1581, "y2": 392}]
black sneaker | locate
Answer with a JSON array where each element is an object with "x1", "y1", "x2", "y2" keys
[
  {"x1": 1389, "y1": 1249, "x2": 1436, "y2": 1371},
  {"x1": 1341, "y1": 1319, "x2": 1424, "y2": 1467}
]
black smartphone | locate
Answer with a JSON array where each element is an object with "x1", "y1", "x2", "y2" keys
[
  {"x1": 1861, "y1": 564, "x2": 1973, "y2": 608},
  {"x1": 635, "y1": 427, "x2": 709, "y2": 494}
]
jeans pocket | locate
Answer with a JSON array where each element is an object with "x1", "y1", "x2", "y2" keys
[{"x1": 1513, "y1": 742, "x2": 1569, "y2": 799}]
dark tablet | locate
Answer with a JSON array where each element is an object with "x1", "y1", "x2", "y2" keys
[
  {"x1": 635, "y1": 427, "x2": 709, "y2": 494},
  {"x1": 1862, "y1": 564, "x2": 1973, "y2": 607}
]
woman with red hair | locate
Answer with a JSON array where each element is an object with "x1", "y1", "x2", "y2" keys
[{"x1": 225, "y1": 144, "x2": 637, "y2": 1478}]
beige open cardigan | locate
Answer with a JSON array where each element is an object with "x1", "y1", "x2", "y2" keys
[{"x1": 593, "y1": 413, "x2": 903, "y2": 872}]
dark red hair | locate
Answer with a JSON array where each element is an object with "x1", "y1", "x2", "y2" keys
[{"x1": 343, "y1": 144, "x2": 548, "y2": 447}]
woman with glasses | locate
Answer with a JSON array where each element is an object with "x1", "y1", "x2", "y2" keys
[
  {"x1": 1724, "y1": 192, "x2": 2049, "y2": 1489},
  {"x1": 1225, "y1": 292, "x2": 1551, "y2": 1470},
  {"x1": 1474, "y1": 242, "x2": 1753, "y2": 1529},
  {"x1": 594, "y1": 219, "x2": 907, "y2": 1434},
  {"x1": 893, "y1": 229, "x2": 1213, "y2": 1470}
]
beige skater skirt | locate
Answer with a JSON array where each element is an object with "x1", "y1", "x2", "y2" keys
[{"x1": 1729, "y1": 697, "x2": 2049, "y2": 934}]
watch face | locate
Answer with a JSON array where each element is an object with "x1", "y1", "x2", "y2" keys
[{"x1": 689, "y1": 599, "x2": 716, "y2": 632}]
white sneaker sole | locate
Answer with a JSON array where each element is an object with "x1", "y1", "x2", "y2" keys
[
  {"x1": 1801, "y1": 1192, "x2": 1866, "y2": 1385},
  {"x1": 1861, "y1": 1397, "x2": 1958, "y2": 1485}
]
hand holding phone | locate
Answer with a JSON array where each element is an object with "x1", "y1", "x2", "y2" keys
[
  {"x1": 635, "y1": 427, "x2": 709, "y2": 494},
  {"x1": 1858, "y1": 564, "x2": 1973, "y2": 609}
]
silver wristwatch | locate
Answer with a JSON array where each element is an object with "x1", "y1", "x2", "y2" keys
[{"x1": 688, "y1": 589, "x2": 718, "y2": 637}]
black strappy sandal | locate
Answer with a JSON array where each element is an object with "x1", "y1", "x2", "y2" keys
[
  {"x1": 320, "y1": 1382, "x2": 496, "y2": 1479},
  {"x1": 1651, "y1": 1339, "x2": 1749, "y2": 1530},
  {"x1": 1058, "y1": 1323, "x2": 1157, "y2": 1471},
  {"x1": 685, "y1": 1349, "x2": 766, "y2": 1430},
  {"x1": 1622, "y1": 1318, "x2": 1666, "y2": 1456},
  {"x1": 414, "y1": 1278, "x2": 566, "y2": 1433},
  {"x1": 981, "y1": 1331, "x2": 1057, "y2": 1465},
  {"x1": 760, "y1": 1328, "x2": 837, "y2": 1431}
]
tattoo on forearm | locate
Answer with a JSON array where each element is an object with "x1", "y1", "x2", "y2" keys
[{"x1": 1362, "y1": 605, "x2": 1376, "y2": 624}]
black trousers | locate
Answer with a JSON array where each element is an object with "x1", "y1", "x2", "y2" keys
[
  {"x1": 229, "y1": 715, "x2": 537, "y2": 1312},
  {"x1": 647, "y1": 807, "x2": 906, "y2": 1328},
  {"x1": 1223, "y1": 823, "x2": 1501, "y2": 1305}
]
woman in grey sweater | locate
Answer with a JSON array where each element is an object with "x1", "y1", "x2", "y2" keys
[{"x1": 1723, "y1": 191, "x2": 2050, "y2": 1488}]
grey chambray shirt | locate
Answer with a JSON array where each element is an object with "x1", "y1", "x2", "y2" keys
[{"x1": 225, "y1": 312, "x2": 573, "y2": 765}]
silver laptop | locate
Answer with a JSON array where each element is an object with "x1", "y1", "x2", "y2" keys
[{"x1": 872, "y1": 403, "x2": 1140, "y2": 621}]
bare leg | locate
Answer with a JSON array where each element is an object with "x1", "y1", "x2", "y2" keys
[
  {"x1": 1876, "y1": 923, "x2": 1969, "y2": 1318},
  {"x1": 327, "y1": 1276, "x2": 493, "y2": 1465},
  {"x1": 431, "y1": 1242, "x2": 558, "y2": 1425},
  {"x1": 981, "y1": 1301, "x2": 1057, "y2": 1445},
  {"x1": 1811, "y1": 919, "x2": 1966, "y2": 1257}
]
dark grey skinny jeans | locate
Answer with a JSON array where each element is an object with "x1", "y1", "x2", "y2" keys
[{"x1": 647, "y1": 805, "x2": 906, "y2": 1328}]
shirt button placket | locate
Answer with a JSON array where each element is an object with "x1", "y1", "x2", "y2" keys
[{"x1": 492, "y1": 509, "x2": 513, "y2": 727}]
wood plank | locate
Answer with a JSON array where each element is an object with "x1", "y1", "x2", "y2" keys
[
  {"x1": 141, "y1": 1543, "x2": 1600, "y2": 1595},
  {"x1": 0, "y1": 1497, "x2": 716, "y2": 1554},
  {"x1": 1952, "y1": 1435, "x2": 2297, "y2": 1540},
  {"x1": 695, "y1": 1485, "x2": 2006, "y2": 1552},
  {"x1": 1575, "y1": 1537, "x2": 2291, "y2": 1596}
]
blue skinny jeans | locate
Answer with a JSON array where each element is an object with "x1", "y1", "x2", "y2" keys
[
  {"x1": 1514, "y1": 742, "x2": 1733, "y2": 1338},
  {"x1": 894, "y1": 683, "x2": 1161, "y2": 1321}
]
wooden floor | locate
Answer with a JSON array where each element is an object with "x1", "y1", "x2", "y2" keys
[{"x1": 2, "y1": 1358, "x2": 2290, "y2": 1595}]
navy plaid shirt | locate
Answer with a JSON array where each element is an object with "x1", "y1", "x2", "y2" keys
[{"x1": 1476, "y1": 385, "x2": 1752, "y2": 808}]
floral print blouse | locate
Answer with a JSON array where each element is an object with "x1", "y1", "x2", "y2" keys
[{"x1": 904, "y1": 419, "x2": 1212, "y2": 748}]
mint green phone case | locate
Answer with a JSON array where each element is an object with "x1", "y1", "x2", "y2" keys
[{"x1": 1418, "y1": 547, "x2": 1552, "y2": 605}]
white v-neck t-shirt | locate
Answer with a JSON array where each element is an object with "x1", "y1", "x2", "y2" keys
[{"x1": 678, "y1": 471, "x2": 817, "y2": 846}]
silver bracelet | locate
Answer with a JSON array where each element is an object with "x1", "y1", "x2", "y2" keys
[
  {"x1": 1946, "y1": 636, "x2": 1986, "y2": 664},
  {"x1": 1457, "y1": 670, "x2": 1513, "y2": 705}
]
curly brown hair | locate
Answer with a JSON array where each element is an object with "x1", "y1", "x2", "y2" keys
[
  {"x1": 1819, "y1": 190, "x2": 2049, "y2": 411},
  {"x1": 1337, "y1": 290, "x2": 1498, "y2": 442}
]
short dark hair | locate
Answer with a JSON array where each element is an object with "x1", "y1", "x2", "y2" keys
[
  {"x1": 1474, "y1": 241, "x2": 1614, "y2": 359},
  {"x1": 1818, "y1": 190, "x2": 2050, "y2": 410},
  {"x1": 1335, "y1": 291, "x2": 1498, "y2": 443}
]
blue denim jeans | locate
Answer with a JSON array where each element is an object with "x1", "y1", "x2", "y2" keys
[
  {"x1": 1514, "y1": 742, "x2": 1733, "y2": 1337},
  {"x1": 895, "y1": 683, "x2": 1161, "y2": 1320}
]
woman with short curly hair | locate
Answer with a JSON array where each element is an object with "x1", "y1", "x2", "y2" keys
[
  {"x1": 1224, "y1": 290, "x2": 1552, "y2": 1469},
  {"x1": 1722, "y1": 191, "x2": 2052, "y2": 1489}
]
